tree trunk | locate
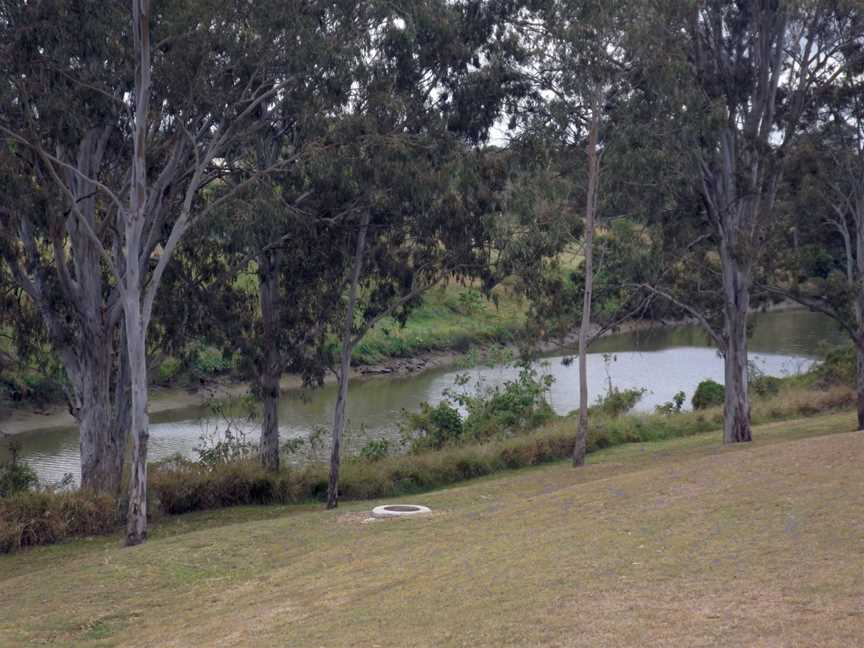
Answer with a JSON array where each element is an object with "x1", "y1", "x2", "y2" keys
[
  {"x1": 258, "y1": 252, "x2": 281, "y2": 472},
  {"x1": 124, "y1": 0, "x2": 152, "y2": 547},
  {"x1": 720, "y1": 239, "x2": 752, "y2": 444},
  {"x1": 65, "y1": 327, "x2": 125, "y2": 494},
  {"x1": 573, "y1": 108, "x2": 600, "y2": 467},
  {"x1": 855, "y1": 340, "x2": 864, "y2": 431},
  {"x1": 77, "y1": 351, "x2": 121, "y2": 493},
  {"x1": 326, "y1": 212, "x2": 370, "y2": 509},
  {"x1": 854, "y1": 206, "x2": 864, "y2": 431},
  {"x1": 124, "y1": 289, "x2": 150, "y2": 546},
  {"x1": 108, "y1": 326, "x2": 131, "y2": 492}
]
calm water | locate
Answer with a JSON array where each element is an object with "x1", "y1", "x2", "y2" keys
[{"x1": 3, "y1": 311, "x2": 846, "y2": 484}]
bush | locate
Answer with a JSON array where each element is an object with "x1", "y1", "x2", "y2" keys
[
  {"x1": 811, "y1": 345, "x2": 855, "y2": 387},
  {"x1": 0, "y1": 372, "x2": 65, "y2": 407},
  {"x1": 692, "y1": 379, "x2": 725, "y2": 410},
  {"x1": 190, "y1": 344, "x2": 232, "y2": 378},
  {"x1": 457, "y1": 364, "x2": 555, "y2": 440},
  {"x1": 155, "y1": 356, "x2": 182, "y2": 385},
  {"x1": 402, "y1": 363, "x2": 555, "y2": 451},
  {"x1": 0, "y1": 439, "x2": 39, "y2": 497},
  {"x1": 402, "y1": 401, "x2": 464, "y2": 451},
  {"x1": 0, "y1": 461, "x2": 38, "y2": 498},
  {"x1": 750, "y1": 374, "x2": 781, "y2": 397},
  {"x1": 591, "y1": 387, "x2": 646, "y2": 418},
  {"x1": 359, "y1": 438, "x2": 392, "y2": 462},
  {"x1": 656, "y1": 391, "x2": 686, "y2": 415}
]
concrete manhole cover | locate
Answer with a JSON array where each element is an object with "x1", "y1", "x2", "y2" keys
[{"x1": 371, "y1": 504, "x2": 431, "y2": 518}]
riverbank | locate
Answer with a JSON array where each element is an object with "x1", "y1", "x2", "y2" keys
[
  {"x1": 0, "y1": 294, "x2": 816, "y2": 438},
  {"x1": 0, "y1": 302, "x2": 679, "y2": 437},
  {"x1": 1, "y1": 411, "x2": 860, "y2": 646}
]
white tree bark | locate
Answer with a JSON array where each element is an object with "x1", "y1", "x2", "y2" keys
[
  {"x1": 326, "y1": 212, "x2": 370, "y2": 509},
  {"x1": 574, "y1": 105, "x2": 601, "y2": 467},
  {"x1": 124, "y1": 0, "x2": 152, "y2": 546}
]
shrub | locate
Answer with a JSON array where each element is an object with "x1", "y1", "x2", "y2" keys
[
  {"x1": 359, "y1": 438, "x2": 392, "y2": 462},
  {"x1": 0, "y1": 439, "x2": 39, "y2": 497},
  {"x1": 457, "y1": 364, "x2": 555, "y2": 440},
  {"x1": 402, "y1": 363, "x2": 555, "y2": 450},
  {"x1": 402, "y1": 401, "x2": 465, "y2": 451},
  {"x1": 0, "y1": 372, "x2": 65, "y2": 407},
  {"x1": 750, "y1": 374, "x2": 781, "y2": 397},
  {"x1": 692, "y1": 379, "x2": 725, "y2": 410},
  {"x1": 195, "y1": 427, "x2": 257, "y2": 467},
  {"x1": 656, "y1": 391, "x2": 686, "y2": 415},
  {"x1": 190, "y1": 344, "x2": 232, "y2": 378},
  {"x1": 155, "y1": 357, "x2": 182, "y2": 385},
  {"x1": 811, "y1": 345, "x2": 855, "y2": 387},
  {"x1": 591, "y1": 387, "x2": 646, "y2": 418}
]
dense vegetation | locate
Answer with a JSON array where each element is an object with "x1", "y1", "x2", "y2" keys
[{"x1": 0, "y1": 0, "x2": 862, "y2": 547}]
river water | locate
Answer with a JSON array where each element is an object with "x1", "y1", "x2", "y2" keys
[{"x1": 2, "y1": 310, "x2": 846, "y2": 484}]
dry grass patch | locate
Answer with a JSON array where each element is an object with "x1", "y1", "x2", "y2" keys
[{"x1": 0, "y1": 413, "x2": 861, "y2": 647}]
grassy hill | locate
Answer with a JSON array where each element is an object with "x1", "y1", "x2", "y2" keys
[{"x1": 1, "y1": 412, "x2": 861, "y2": 647}]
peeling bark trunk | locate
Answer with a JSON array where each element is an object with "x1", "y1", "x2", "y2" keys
[
  {"x1": 327, "y1": 212, "x2": 370, "y2": 509},
  {"x1": 77, "y1": 346, "x2": 123, "y2": 493},
  {"x1": 109, "y1": 327, "x2": 131, "y2": 490},
  {"x1": 124, "y1": 279, "x2": 149, "y2": 546},
  {"x1": 719, "y1": 219, "x2": 753, "y2": 444},
  {"x1": 124, "y1": 0, "x2": 151, "y2": 547},
  {"x1": 574, "y1": 108, "x2": 600, "y2": 467},
  {"x1": 258, "y1": 252, "x2": 281, "y2": 472}
]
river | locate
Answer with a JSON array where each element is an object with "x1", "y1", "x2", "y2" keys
[{"x1": 1, "y1": 310, "x2": 846, "y2": 484}]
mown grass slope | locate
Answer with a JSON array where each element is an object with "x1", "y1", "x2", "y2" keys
[{"x1": 1, "y1": 412, "x2": 861, "y2": 647}]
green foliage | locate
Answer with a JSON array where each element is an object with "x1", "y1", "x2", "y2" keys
[
  {"x1": 358, "y1": 438, "x2": 392, "y2": 462},
  {"x1": 455, "y1": 289, "x2": 484, "y2": 315},
  {"x1": 402, "y1": 363, "x2": 555, "y2": 451},
  {"x1": 656, "y1": 391, "x2": 686, "y2": 415},
  {"x1": 352, "y1": 285, "x2": 524, "y2": 365},
  {"x1": 0, "y1": 371, "x2": 65, "y2": 408},
  {"x1": 155, "y1": 357, "x2": 182, "y2": 385},
  {"x1": 591, "y1": 386, "x2": 646, "y2": 418},
  {"x1": 196, "y1": 429, "x2": 257, "y2": 467},
  {"x1": 750, "y1": 374, "x2": 781, "y2": 398},
  {"x1": 190, "y1": 344, "x2": 233, "y2": 378},
  {"x1": 810, "y1": 345, "x2": 855, "y2": 387},
  {"x1": 402, "y1": 401, "x2": 465, "y2": 451},
  {"x1": 692, "y1": 379, "x2": 725, "y2": 410},
  {"x1": 799, "y1": 245, "x2": 835, "y2": 279},
  {"x1": 0, "y1": 439, "x2": 38, "y2": 498}
]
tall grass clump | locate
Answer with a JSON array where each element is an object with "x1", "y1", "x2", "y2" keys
[{"x1": 0, "y1": 490, "x2": 116, "y2": 554}]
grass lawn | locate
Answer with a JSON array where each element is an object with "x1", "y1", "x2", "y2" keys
[{"x1": 1, "y1": 412, "x2": 862, "y2": 647}]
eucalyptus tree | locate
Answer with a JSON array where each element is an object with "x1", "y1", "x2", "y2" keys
[
  {"x1": 516, "y1": 0, "x2": 647, "y2": 466},
  {"x1": 639, "y1": 0, "x2": 860, "y2": 444},
  {"x1": 0, "y1": 0, "x2": 352, "y2": 544},
  {"x1": 766, "y1": 52, "x2": 864, "y2": 426},
  {"x1": 0, "y1": 2, "x2": 136, "y2": 493},
  {"x1": 323, "y1": 0, "x2": 531, "y2": 508},
  {"x1": 194, "y1": 5, "x2": 365, "y2": 473}
]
